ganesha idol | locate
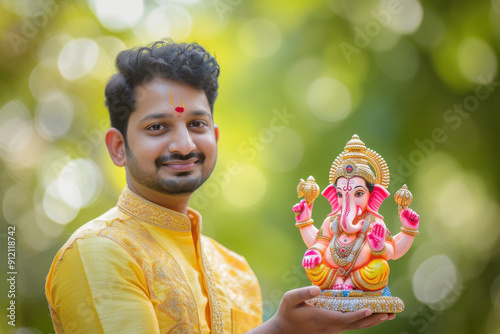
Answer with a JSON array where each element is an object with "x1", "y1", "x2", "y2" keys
[{"x1": 292, "y1": 135, "x2": 420, "y2": 313}]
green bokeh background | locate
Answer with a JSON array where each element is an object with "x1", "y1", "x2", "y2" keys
[{"x1": 1, "y1": 0, "x2": 500, "y2": 333}]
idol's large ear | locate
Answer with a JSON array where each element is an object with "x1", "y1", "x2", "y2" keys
[
  {"x1": 322, "y1": 184, "x2": 340, "y2": 215},
  {"x1": 367, "y1": 185, "x2": 390, "y2": 218}
]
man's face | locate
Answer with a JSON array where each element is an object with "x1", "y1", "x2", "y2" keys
[{"x1": 124, "y1": 78, "x2": 218, "y2": 196}]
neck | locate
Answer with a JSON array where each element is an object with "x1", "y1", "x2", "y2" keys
[{"x1": 127, "y1": 180, "x2": 191, "y2": 215}]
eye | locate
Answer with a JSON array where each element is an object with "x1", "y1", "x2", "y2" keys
[
  {"x1": 337, "y1": 192, "x2": 342, "y2": 198},
  {"x1": 355, "y1": 191, "x2": 365, "y2": 197},
  {"x1": 146, "y1": 123, "x2": 168, "y2": 134},
  {"x1": 148, "y1": 124, "x2": 165, "y2": 131},
  {"x1": 190, "y1": 120, "x2": 208, "y2": 128}
]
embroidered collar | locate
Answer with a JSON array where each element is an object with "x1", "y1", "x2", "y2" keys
[{"x1": 117, "y1": 186, "x2": 201, "y2": 232}]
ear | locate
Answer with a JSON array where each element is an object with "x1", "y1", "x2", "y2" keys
[
  {"x1": 322, "y1": 184, "x2": 340, "y2": 215},
  {"x1": 105, "y1": 128, "x2": 126, "y2": 167},
  {"x1": 367, "y1": 185, "x2": 390, "y2": 218},
  {"x1": 214, "y1": 124, "x2": 219, "y2": 142}
]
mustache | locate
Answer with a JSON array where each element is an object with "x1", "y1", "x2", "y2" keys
[{"x1": 155, "y1": 152, "x2": 205, "y2": 169}]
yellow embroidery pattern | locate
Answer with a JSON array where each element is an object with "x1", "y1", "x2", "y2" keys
[
  {"x1": 199, "y1": 245, "x2": 224, "y2": 333},
  {"x1": 117, "y1": 187, "x2": 191, "y2": 232},
  {"x1": 101, "y1": 218, "x2": 201, "y2": 333},
  {"x1": 202, "y1": 238, "x2": 263, "y2": 319}
]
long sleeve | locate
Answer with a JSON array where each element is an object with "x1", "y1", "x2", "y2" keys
[
  {"x1": 45, "y1": 190, "x2": 264, "y2": 333},
  {"x1": 46, "y1": 235, "x2": 161, "y2": 334}
]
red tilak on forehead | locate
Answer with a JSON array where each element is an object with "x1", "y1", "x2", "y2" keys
[
  {"x1": 170, "y1": 90, "x2": 185, "y2": 117},
  {"x1": 342, "y1": 179, "x2": 352, "y2": 192},
  {"x1": 175, "y1": 103, "x2": 185, "y2": 115}
]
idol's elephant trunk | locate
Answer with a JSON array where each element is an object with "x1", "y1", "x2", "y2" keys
[{"x1": 340, "y1": 191, "x2": 362, "y2": 234}]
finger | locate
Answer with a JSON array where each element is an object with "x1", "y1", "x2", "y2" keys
[
  {"x1": 346, "y1": 312, "x2": 393, "y2": 330},
  {"x1": 282, "y1": 286, "x2": 321, "y2": 306},
  {"x1": 378, "y1": 228, "x2": 385, "y2": 237},
  {"x1": 317, "y1": 307, "x2": 372, "y2": 326}
]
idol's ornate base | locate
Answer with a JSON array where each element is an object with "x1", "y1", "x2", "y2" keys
[{"x1": 307, "y1": 288, "x2": 405, "y2": 313}]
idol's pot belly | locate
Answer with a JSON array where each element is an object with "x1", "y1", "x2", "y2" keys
[
  {"x1": 324, "y1": 247, "x2": 341, "y2": 269},
  {"x1": 324, "y1": 242, "x2": 373, "y2": 271},
  {"x1": 352, "y1": 244, "x2": 374, "y2": 268}
]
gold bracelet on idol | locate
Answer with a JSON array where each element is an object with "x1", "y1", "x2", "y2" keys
[
  {"x1": 295, "y1": 219, "x2": 314, "y2": 228},
  {"x1": 370, "y1": 245, "x2": 387, "y2": 256},
  {"x1": 400, "y1": 226, "x2": 419, "y2": 236}
]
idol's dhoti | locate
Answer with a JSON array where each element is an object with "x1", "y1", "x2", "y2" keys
[{"x1": 305, "y1": 259, "x2": 390, "y2": 291}]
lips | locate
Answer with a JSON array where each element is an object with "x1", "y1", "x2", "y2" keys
[{"x1": 162, "y1": 158, "x2": 199, "y2": 172}]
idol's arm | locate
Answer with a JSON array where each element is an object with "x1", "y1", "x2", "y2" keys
[{"x1": 392, "y1": 208, "x2": 420, "y2": 260}]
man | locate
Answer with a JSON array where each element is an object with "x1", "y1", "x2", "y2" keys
[{"x1": 45, "y1": 40, "x2": 394, "y2": 333}]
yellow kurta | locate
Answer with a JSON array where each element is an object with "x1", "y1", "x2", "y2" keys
[{"x1": 45, "y1": 186, "x2": 262, "y2": 333}]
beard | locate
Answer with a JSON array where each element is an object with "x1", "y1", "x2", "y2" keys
[{"x1": 125, "y1": 147, "x2": 215, "y2": 196}]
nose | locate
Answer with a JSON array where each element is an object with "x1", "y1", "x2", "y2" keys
[{"x1": 168, "y1": 127, "x2": 196, "y2": 155}]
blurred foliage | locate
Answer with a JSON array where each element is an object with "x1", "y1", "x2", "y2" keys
[{"x1": 1, "y1": 0, "x2": 500, "y2": 333}]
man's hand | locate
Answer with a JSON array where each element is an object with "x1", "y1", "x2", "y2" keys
[{"x1": 248, "y1": 286, "x2": 395, "y2": 334}]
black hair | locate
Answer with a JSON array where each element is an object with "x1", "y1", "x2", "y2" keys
[
  {"x1": 365, "y1": 180, "x2": 375, "y2": 193},
  {"x1": 104, "y1": 40, "x2": 220, "y2": 141}
]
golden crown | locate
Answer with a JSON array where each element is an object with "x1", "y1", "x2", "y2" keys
[{"x1": 329, "y1": 135, "x2": 390, "y2": 189}]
